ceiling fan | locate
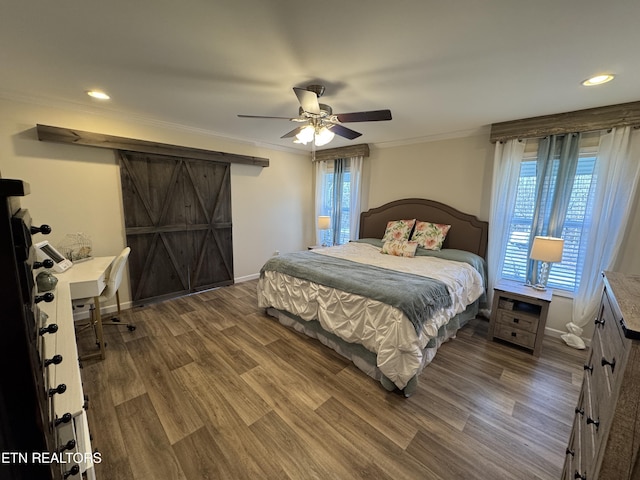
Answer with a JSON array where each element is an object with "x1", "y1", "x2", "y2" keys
[{"x1": 238, "y1": 84, "x2": 392, "y2": 147}]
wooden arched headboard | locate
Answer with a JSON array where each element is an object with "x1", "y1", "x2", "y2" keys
[{"x1": 359, "y1": 198, "x2": 489, "y2": 258}]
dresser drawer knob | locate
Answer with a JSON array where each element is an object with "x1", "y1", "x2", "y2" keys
[
  {"x1": 30, "y1": 224, "x2": 52, "y2": 235},
  {"x1": 59, "y1": 439, "x2": 76, "y2": 453},
  {"x1": 39, "y1": 323, "x2": 58, "y2": 336},
  {"x1": 54, "y1": 413, "x2": 72, "y2": 426},
  {"x1": 566, "y1": 447, "x2": 575, "y2": 457},
  {"x1": 574, "y1": 472, "x2": 586, "y2": 480},
  {"x1": 44, "y1": 354, "x2": 63, "y2": 367},
  {"x1": 35, "y1": 293, "x2": 55, "y2": 304},
  {"x1": 63, "y1": 465, "x2": 80, "y2": 478},
  {"x1": 594, "y1": 317, "x2": 605, "y2": 326},
  {"x1": 583, "y1": 364, "x2": 593, "y2": 373},
  {"x1": 574, "y1": 407, "x2": 584, "y2": 416},
  {"x1": 48, "y1": 383, "x2": 67, "y2": 397},
  {"x1": 601, "y1": 357, "x2": 616, "y2": 372},
  {"x1": 586, "y1": 416, "x2": 600, "y2": 429},
  {"x1": 34, "y1": 259, "x2": 54, "y2": 270},
  {"x1": 511, "y1": 332, "x2": 517, "y2": 337},
  {"x1": 513, "y1": 318, "x2": 520, "y2": 323}
]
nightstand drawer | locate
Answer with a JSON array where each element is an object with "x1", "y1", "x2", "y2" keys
[
  {"x1": 493, "y1": 323, "x2": 537, "y2": 349},
  {"x1": 496, "y1": 310, "x2": 539, "y2": 333},
  {"x1": 488, "y1": 280, "x2": 552, "y2": 357}
]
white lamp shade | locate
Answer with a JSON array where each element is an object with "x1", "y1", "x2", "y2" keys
[
  {"x1": 530, "y1": 236, "x2": 564, "y2": 262},
  {"x1": 314, "y1": 127, "x2": 335, "y2": 147},
  {"x1": 295, "y1": 125, "x2": 315, "y2": 145},
  {"x1": 294, "y1": 125, "x2": 335, "y2": 147},
  {"x1": 317, "y1": 216, "x2": 331, "y2": 230}
]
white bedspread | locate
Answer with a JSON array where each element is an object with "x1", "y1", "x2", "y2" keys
[{"x1": 257, "y1": 242, "x2": 484, "y2": 389}]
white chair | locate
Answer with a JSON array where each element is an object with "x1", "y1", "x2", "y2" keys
[{"x1": 73, "y1": 247, "x2": 135, "y2": 346}]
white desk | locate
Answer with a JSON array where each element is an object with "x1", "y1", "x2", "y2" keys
[{"x1": 57, "y1": 256, "x2": 115, "y2": 360}]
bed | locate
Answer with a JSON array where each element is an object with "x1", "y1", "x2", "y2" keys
[{"x1": 257, "y1": 198, "x2": 489, "y2": 396}]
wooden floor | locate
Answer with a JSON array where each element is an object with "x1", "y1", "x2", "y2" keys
[{"x1": 77, "y1": 280, "x2": 586, "y2": 480}]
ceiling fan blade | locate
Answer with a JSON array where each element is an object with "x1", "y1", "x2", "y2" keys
[
  {"x1": 281, "y1": 126, "x2": 305, "y2": 139},
  {"x1": 293, "y1": 87, "x2": 321, "y2": 115},
  {"x1": 335, "y1": 110, "x2": 392, "y2": 123},
  {"x1": 329, "y1": 124, "x2": 362, "y2": 140},
  {"x1": 238, "y1": 114, "x2": 298, "y2": 120}
]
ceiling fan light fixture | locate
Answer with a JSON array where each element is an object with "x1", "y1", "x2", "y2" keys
[
  {"x1": 295, "y1": 125, "x2": 315, "y2": 145},
  {"x1": 239, "y1": 84, "x2": 391, "y2": 148},
  {"x1": 314, "y1": 126, "x2": 335, "y2": 147}
]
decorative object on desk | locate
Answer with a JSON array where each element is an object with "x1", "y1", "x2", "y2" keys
[
  {"x1": 529, "y1": 236, "x2": 564, "y2": 291},
  {"x1": 56, "y1": 232, "x2": 92, "y2": 261},
  {"x1": 318, "y1": 215, "x2": 331, "y2": 247},
  {"x1": 36, "y1": 271, "x2": 58, "y2": 292}
]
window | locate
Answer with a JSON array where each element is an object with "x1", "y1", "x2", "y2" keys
[
  {"x1": 319, "y1": 163, "x2": 352, "y2": 245},
  {"x1": 501, "y1": 140, "x2": 598, "y2": 292}
]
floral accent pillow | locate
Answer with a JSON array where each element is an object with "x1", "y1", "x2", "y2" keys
[
  {"x1": 410, "y1": 221, "x2": 451, "y2": 250},
  {"x1": 381, "y1": 240, "x2": 419, "y2": 257},
  {"x1": 381, "y1": 219, "x2": 416, "y2": 242}
]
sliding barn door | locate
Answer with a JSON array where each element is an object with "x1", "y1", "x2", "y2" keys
[{"x1": 119, "y1": 151, "x2": 233, "y2": 305}]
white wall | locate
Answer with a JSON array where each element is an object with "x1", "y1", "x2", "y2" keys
[
  {"x1": 0, "y1": 97, "x2": 313, "y2": 312},
  {"x1": 367, "y1": 134, "x2": 494, "y2": 219}
]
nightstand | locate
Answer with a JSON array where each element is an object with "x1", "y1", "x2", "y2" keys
[{"x1": 488, "y1": 279, "x2": 552, "y2": 357}]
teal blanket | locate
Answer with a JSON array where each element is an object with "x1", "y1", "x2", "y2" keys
[
  {"x1": 356, "y1": 238, "x2": 488, "y2": 306},
  {"x1": 260, "y1": 250, "x2": 452, "y2": 335}
]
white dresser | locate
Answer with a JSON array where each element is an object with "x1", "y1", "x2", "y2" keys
[
  {"x1": 38, "y1": 283, "x2": 97, "y2": 479},
  {"x1": 563, "y1": 271, "x2": 640, "y2": 479},
  {"x1": 0, "y1": 178, "x2": 96, "y2": 480}
]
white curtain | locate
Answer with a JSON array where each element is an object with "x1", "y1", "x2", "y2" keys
[
  {"x1": 487, "y1": 139, "x2": 526, "y2": 307},
  {"x1": 314, "y1": 159, "x2": 330, "y2": 246},
  {"x1": 314, "y1": 155, "x2": 364, "y2": 245},
  {"x1": 567, "y1": 127, "x2": 640, "y2": 340},
  {"x1": 348, "y1": 155, "x2": 364, "y2": 240}
]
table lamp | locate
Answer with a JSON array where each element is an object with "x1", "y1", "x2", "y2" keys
[
  {"x1": 529, "y1": 236, "x2": 564, "y2": 291},
  {"x1": 318, "y1": 216, "x2": 331, "y2": 246}
]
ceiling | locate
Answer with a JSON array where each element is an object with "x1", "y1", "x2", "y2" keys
[{"x1": 2, "y1": 0, "x2": 639, "y2": 153}]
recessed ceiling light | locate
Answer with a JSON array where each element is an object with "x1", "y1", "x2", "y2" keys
[
  {"x1": 87, "y1": 90, "x2": 110, "y2": 100},
  {"x1": 581, "y1": 74, "x2": 615, "y2": 86}
]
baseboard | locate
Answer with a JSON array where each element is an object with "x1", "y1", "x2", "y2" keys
[{"x1": 235, "y1": 273, "x2": 259, "y2": 283}]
